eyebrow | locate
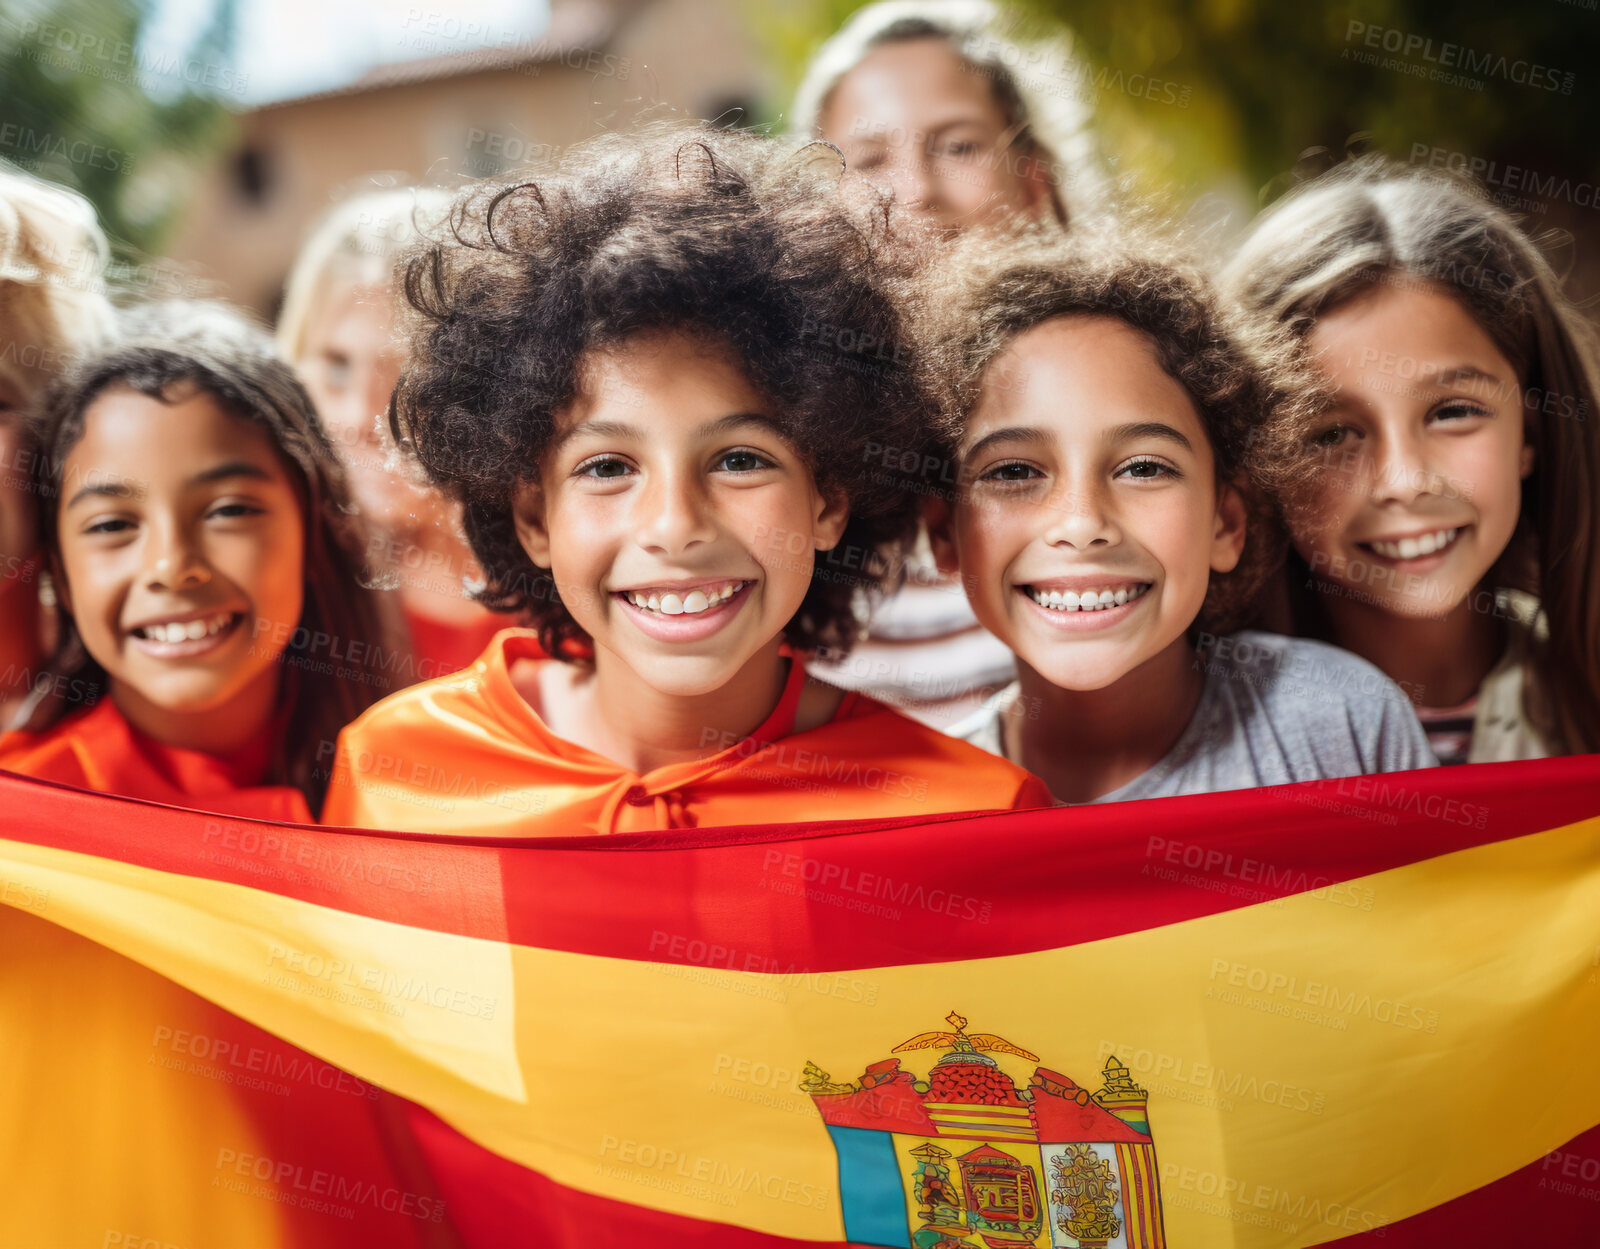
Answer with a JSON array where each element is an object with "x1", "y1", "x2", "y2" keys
[
  {"x1": 550, "y1": 411, "x2": 778, "y2": 455},
  {"x1": 1104, "y1": 421, "x2": 1194, "y2": 451},
  {"x1": 65, "y1": 461, "x2": 276, "y2": 510},
  {"x1": 962, "y1": 421, "x2": 1194, "y2": 460},
  {"x1": 1429, "y1": 365, "x2": 1512, "y2": 390}
]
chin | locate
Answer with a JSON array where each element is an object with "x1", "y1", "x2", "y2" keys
[
  {"x1": 1372, "y1": 589, "x2": 1472, "y2": 622},
  {"x1": 619, "y1": 653, "x2": 748, "y2": 699},
  {"x1": 1029, "y1": 654, "x2": 1142, "y2": 694}
]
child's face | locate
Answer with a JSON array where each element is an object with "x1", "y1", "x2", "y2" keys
[
  {"x1": 513, "y1": 330, "x2": 847, "y2": 696},
  {"x1": 56, "y1": 384, "x2": 306, "y2": 730},
  {"x1": 934, "y1": 316, "x2": 1245, "y2": 691},
  {"x1": 1297, "y1": 281, "x2": 1533, "y2": 620},
  {"x1": 819, "y1": 37, "x2": 1047, "y2": 232},
  {"x1": 298, "y1": 281, "x2": 456, "y2": 555}
]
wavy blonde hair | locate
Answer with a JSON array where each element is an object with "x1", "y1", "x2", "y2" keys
[{"x1": 0, "y1": 165, "x2": 112, "y2": 405}]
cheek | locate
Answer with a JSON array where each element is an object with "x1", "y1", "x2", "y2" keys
[
  {"x1": 745, "y1": 494, "x2": 817, "y2": 588},
  {"x1": 1292, "y1": 467, "x2": 1362, "y2": 551},
  {"x1": 56, "y1": 539, "x2": 116, "y2": 626},
  {"x1": 1446, "y1": 433, "x2": 1524, "y2": 531},
  {"x1": 952, "y1": 503, "x2": 1027, "y2": 594},
  {"x1": 235, "y1": 524, "x2": 308, "y2": 625},
  {"x1": 542, "y1": 495, "x2": 614, "y2": 575}
]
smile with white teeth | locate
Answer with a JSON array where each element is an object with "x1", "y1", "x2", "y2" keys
[
  {"x1": 622, "y1": 581, "x2": 747, "y2": 616},
  {"x1": 131, "y1": 611, "x2": 237, "y2": 643},
  {"x1": 1363, "y1": 527, "x2": 1460, "y2": 561},
  {"x1": 1025, "y1": 583, "x2": 1150, "y2": 612}
]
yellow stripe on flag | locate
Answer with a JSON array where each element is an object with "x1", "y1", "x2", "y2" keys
[{"x1": 3, "y1": 815, "x2": 1598, "y2": 1247}]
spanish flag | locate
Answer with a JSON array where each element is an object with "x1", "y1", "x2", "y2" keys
[{"x1": 1, "y1": 757, "x2": 1598, "y2": 1247}]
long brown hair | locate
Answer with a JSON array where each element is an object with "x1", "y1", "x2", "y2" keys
[
  {"x1": 24, "y1": 301, "x2": 402, "y2": 812},
  {"x1": 1222, "y1": 156, "x2": 1600, "y2": 753}
]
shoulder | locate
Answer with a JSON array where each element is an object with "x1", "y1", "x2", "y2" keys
[
  {"x1": 337, "y1": 666, "x2": 486, "y2": 748},
  {"x1": 802, "y1": 694, "x2": 1046, "y2": 806},
  {"x1": 0, "y1": 705, "x2": 108, "y2": 784},
  {"x1": 1202, "y1": 631, "x2": 1419, "y2": 714},
  {"x1": 1199, "y1": 631, "x2": 1433, "y2": 773},
  {"x1": 336, "y1": 629, "x2": 534, "y2": 750}
]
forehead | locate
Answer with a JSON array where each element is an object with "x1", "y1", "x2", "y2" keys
[
  {"x1": 302, "y1": 281, "x2": 396, "y2": 351},
  {"x1": 67, "y1": 384, "x2": 289, "y2": 478},
  {"x1": 1308, "y1": 280, "x2": 1515, "y2": 381},
  {"x1": 560, "y1": 329, "x2": 769, "y2": 429},
  {"x1": 823, "y1": 37, "x2": 1005, "y2": 135},
  {"x1": 966, "y1": 315, "x2": 1209, "y2": 446}
]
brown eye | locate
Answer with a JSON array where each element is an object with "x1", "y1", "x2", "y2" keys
[
  {"x1": 716, "y1": 450, "x2": 772, "y2": 473},
  {"x1": 979, "y1": 462, "x2": 1040, "y2": 483}
]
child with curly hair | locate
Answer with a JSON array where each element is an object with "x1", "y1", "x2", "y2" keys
[
  {"x1": 928, "y1": 225, "x2": 1435, "y2": 803},
  {"x1": 321, "y1": 125, "x2": 1049, "y2": 834}
]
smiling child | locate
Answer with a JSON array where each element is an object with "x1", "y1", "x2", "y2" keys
[
  {"x1": 1223, "y1": 158, "x2": 1600, "y2": 761},
  {"x1": 0, "y1": 302, "x2": 433, "y2": 1245},
  {"x1": 0, "y1": 301, "x2": 398, "y2": 817},
  {"x1": 320, "y1": 125, "x2": 1049, "y2": 834},
  {"x1": 926, "y1": 226, "x2": 1435, "y2": 803}
]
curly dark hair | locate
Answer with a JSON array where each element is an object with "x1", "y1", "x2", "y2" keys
[
  {"x1": 389, "y1": 123, "x2": 933, "y2": 659},
  {"x1": 912, "y1": 221, "x2": 1321, "y2": 634}
]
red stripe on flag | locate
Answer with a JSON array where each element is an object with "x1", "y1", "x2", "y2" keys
[
  {"x1": 389, "y1": 1102, "x2": 1600, "y2": 1249},
  {"x1": 1325, "y1": 1121, "x2": 1600, "y2": 1245},
  {"x1": 404, "y1": 1102, "x2": 845, "y2": 1248},
  {"x1": 2, "y1": 757, "x2": 1597, "y2": 970}
]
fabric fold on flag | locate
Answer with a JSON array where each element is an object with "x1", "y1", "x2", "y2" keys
[{"x1": 1, "y1": 758, "x2": 1598, "y2": 1248}]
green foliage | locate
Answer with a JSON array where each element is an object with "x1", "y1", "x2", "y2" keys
[{"x1": 0, "y1": 0, "x2": 234, "y2": 255}]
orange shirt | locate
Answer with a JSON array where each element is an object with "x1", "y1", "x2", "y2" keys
[
  {"x1": 322, "y1": 629, "x2": 1050, "y2": 835},
  {"x1": 0, "y1": 696, "x2": 311, "y2": 822}
]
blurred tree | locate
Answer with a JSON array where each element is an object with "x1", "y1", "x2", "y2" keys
[{"x1": 0, "y1": 0, "x2": 235, "y2": 256}]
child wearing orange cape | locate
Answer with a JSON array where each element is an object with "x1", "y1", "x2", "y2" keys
[
  {"x1": 321, "y1": 125, "x2": 1049, "y2": 836},
  {"x1": 0, "y1": 303, "x2": 448, "y2": 1247}
]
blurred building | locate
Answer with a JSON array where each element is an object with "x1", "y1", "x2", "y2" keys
[{"x1": 167, "y1": 0, "x2": 770, "y2": 314}]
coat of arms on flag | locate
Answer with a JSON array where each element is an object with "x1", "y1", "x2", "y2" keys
[{"x1": 803, "y1": 1012, "x2": 1166, "y2": 1249}]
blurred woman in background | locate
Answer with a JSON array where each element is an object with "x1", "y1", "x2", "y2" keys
[
  {"x1": 790, "y1": 0, "x2": 1105, "y2": 723},
  {"x1": 280, "y1": 186, "x2": 510, "y2": 683}
]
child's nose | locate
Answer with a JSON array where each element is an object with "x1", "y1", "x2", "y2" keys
[
  {"x1": 883, "y1": 151, "x2": 939, "y2": 214},
  {"x1": 1369, "y1": 430, "x2": 1437, "y2": 504},
  {"x1": 143, "y1": 524, "x2": 212, "y2": 591},
  {"x1": 1042, "y1": 482, "x2": 1119, "y2": 549},
  {"x1": 633, "y1": 471, "x2": 715, "y2": 554}
]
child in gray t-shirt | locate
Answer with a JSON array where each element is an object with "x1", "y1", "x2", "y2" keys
[
  {"x1": 916, "y1": 227, "x2": 1436, "y2": 804},
  {"x1": 950, "y1": 631, "x2": 1434, "y2": 803}
]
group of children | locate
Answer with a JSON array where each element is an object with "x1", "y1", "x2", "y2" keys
[
  {"x1": 1, "y1": 2, "x2": 1596, "y2": 840},
  {"x1": 1, "y1": 1, "x2": 1597, "y2": 1236}
]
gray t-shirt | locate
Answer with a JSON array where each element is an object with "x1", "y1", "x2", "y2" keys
[{"x1": 946, "y1": 631, "x2": 1437, "y2": 803}]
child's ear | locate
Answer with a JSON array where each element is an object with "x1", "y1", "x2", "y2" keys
[
  {"x1": 510, "y1": 480, "x2": 553, "y2": 570},
  {"x1": 812, "y1": 486, "x2": 849, "y2": 553},
  {"x1": 1210, "y1": 481, "x2": 1249, "y2": 575},
  {"x1": 924, "y1": 493, "x2": 960, "y2": 578},
  {"x1": 48, "y1": 551, "x2": 72, "y2": 617}
]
